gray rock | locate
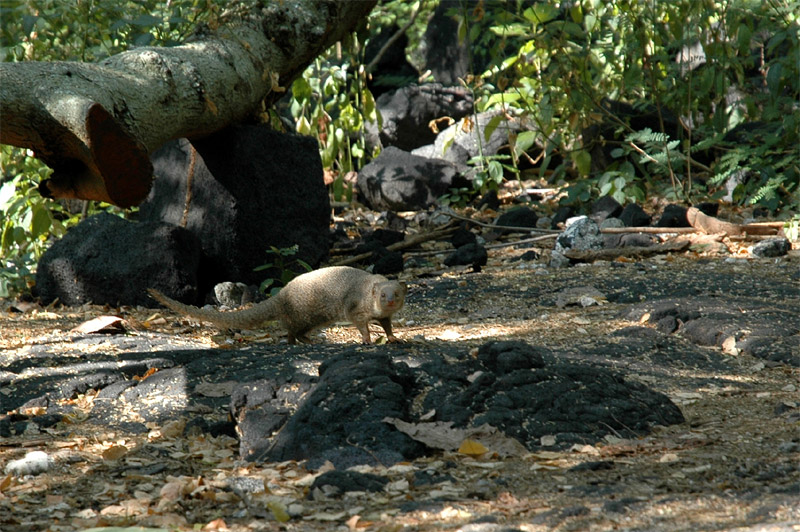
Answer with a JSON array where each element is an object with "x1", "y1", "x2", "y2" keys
[
  {"x1": 554, "y1": 216, "x2": 604, "y2": 254},
  {"x1": 751, "y1": 237, "x2": 791, "y2": 258},
  {"x1": 600, "y1": 217, "x2": 625, "y2": 229},
  {"x1": 591, "y1": 195, "x2": 623, "y2": 222},
  {"x1": 549, "y1": 250, "x2": 571, "y2": 268},
  {"x1": 496, "y1": 207, "x2": 539, "y2": 232},
  {"x1": 214, "y1": 282, "x2": 253, "y2": 307},
  {"x1": 620, "y1": 203, "x2": 652, "y2": 227},
  {"x1": 369, "y1": 84, "x2": 473, "y2": 151},
  {"x1": 357, "y1": 146, "x2": 466, "y2": 211}
]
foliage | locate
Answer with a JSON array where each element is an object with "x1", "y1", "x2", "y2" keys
[
  {"x1": 0, "y1": 147, "x2": 64, "y2": 297},
  {"x1": 253, "y1": 245, "x2": 312, "y2": 297},
  {"x1": 784, "y1": 215, "x2": 800, "y2": 242},
  {"x1": 289, "y1": 50, "x2": 378, "y2": 202},
  {"x1": 286, "y1": 0, "x2": 433, "y2": 202},
  {"x1": 438, "y1": 187, "x2": 474, "y2": 208},
  {"x1": 0, "y1": 0, "x2": 223, "y2": 62},
  {"x1": 460, "y1": 0, "x2": 800, "y2": 212}
]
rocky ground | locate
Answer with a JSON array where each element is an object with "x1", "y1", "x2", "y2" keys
[{"x1": 1, "y1": 247, "x2": 799, "y2": 532}]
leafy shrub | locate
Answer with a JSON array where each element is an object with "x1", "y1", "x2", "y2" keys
[{"x1": 459, "y1": 0, "x2": 799, "y2": 211}]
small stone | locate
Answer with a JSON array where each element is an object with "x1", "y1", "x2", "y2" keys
[
  {"x1": 554, "y1": 216, "x2": 603, "y2": 254},
  {"x1": 5, "y1": 451, "x2": 52, "y2": 476},
  {"x1": 214, "y1": 282, "x2": 252, "y2": 307},
  {"x1": 444, "y1": 243, "x2": 488, "y2": 268},
  {"x1": 549, "y1": 251, "x2": 570, "y2": 268},
  {"x1": 750, "y1": 237, "x2": 791, "y2": 258}
]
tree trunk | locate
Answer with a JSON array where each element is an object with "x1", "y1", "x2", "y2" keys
[{"x1": 0, "y1": 0, "x2": 376, "y2": 207}]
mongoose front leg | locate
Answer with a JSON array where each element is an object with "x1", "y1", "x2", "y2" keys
[{"x1": 378, "y1": 317, "x2": 400, "y2": 343}]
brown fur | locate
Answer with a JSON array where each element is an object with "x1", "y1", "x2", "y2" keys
[{"x1": 148, "y1": 266, "x2": 406, "y2": 344}]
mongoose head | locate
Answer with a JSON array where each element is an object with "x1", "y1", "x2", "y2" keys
[{"x1": 373, "y1": 281, "x2": 407, "y2": 316}]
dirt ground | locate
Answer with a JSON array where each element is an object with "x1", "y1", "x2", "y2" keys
[{"x1": 1, "y1": 249, "x2": 799, "y2": 531}]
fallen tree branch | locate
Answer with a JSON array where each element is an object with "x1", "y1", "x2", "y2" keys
[
  {"x1": 686, "y1": 207, "x2": 780, "y2": 236},
  {"x1": 600, "y1": 226, "x2": 697, "y2": 234},
  {"x1": 331, "y1": 225, "x2": 458, "y2": 266},
  {"x1": 563, "y1": 239, "x2": 691, "y2": 262},
  {"x1": 444, "y1": 211, "x2": 560, "y2": 234}
]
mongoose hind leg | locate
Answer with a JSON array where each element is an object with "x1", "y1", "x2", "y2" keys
[{"x1": 353, "y1": 321, "x2": 373, "y2": 344}]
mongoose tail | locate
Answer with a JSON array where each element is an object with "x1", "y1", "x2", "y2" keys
[
  {"x1": 148, "y1": 266, "x2": 407, "y2": 344},
  {"x1": 147, "y1": 288, "x2": 280, "y2": 330}
]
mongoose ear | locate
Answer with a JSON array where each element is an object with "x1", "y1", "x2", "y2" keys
[{"x1": 398, "y1": 282, "x2": 407, "y2": 294}]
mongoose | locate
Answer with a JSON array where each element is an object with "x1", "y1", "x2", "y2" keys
[{"x1": 148, "y1": 266, "x2": 407, "y2": 344}]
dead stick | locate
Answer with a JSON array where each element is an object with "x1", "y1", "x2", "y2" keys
[
  {"x1": 405, "y1": 233, "x2": 558, "y2": 258},
  {"x1": 600, "y1": 226, "x2": 698, "y2": 234},
  {"x1": 444, "y1": 211, "x2": 560, "y2": 233},
  {"x1": 331, "y1": 226, "x2": 459, "y2": 266},
  {"x1": 564, "y1": 240, "x2": 691, "y2": 262}
]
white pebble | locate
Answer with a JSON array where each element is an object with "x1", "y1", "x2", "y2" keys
[{"x1": 5, "y1": 451, "x2": 52, "y2": 476}]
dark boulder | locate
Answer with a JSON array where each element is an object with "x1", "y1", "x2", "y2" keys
[
  {"x1": 357, "y1": 146, "x2": 466, "y2": 211},
  {"x1": 370, "y1": 84, "x2": 473, "y2": 151},
  {"x1": 141, "y1": 125, "x2": 330, "y2": 298},
  {"x1": 35, "y1": 213, "x2": 201, "y2": 306}
]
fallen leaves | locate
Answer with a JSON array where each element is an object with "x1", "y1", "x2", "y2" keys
[
  {"x1": 383, "y1": 418, "x2": 528, "y2": 458},
  {"x1": 70, "y1": 315, "x2": 126, "y2": 334}
]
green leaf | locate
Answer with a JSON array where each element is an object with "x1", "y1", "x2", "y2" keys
[
  {"x1": 488, "y1": 160, "x2": 504, "y2": 181},
  {"x1": 584, "y1": 13, "x2": 598, "y2": 32},
  {"x1": 737, "y1": 24, "x2": 752, "y2": 56},
  {"x1": 514, "y1": 130, "x2": 537, "y2": 158},
  {"x1": 766, "y1": 63, "x2": 783, "y2": 94},
  {"x1": 573, "y1": 150, "x2": 592, "y2": 176},
  {"x1": 484, "y1": 92, "x2": 521, "y2": 108},
  {"x1": 569, "y1": 5, "x2": 583, "y2": 24},
  {"x1": 130, "y1": 14, "x2": 161, "y2": 27},
  {"x1": 523, "y1": 4, "x2": 559, "y2": 27},
  {"x1": 30, "y1": 204, "x2": 51, "y2": 237},
  {"x1": 483, "y1": 114, "x2": 504, "y2": 142},
  {"x1": 489, "y1": 23, "x2": 529, "y2": 37}
]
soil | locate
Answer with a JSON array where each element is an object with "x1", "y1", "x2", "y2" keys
[{"x1": 1, "y1": 250, "x2": 799, "y2": 532}]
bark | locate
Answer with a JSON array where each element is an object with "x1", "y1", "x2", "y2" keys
[{"x1": 0, "y1": 0, "x2": 376, "y2": 207}]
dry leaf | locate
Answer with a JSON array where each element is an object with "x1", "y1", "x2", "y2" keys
[
  {"x1": 204, "y1": 517, "x2": 229, "y2": 530},
  {"x1": 133, "y1": 367, "x2": 158, "y2": 381},
  {"x1": 159, "y1": 480, "x2": 184, "y2": 502},
  {"x1": 20, "y1": 406, "x2": 47, "y2": 416},
  {"x1": 159, "y1": 419, "x2": 187, "y2": 439},
  {"x1": 384, "y1": 418, "x2": 527, "y2": 457},
  {"x1": 0, "y1": 474, "x2": 12, "y2": 492},
  {"x1": 458, "y1": 439, "x2": 488, "y2": 457},
  {"x1": 70, "y1": 315, "x2": 125, "y2": 334},
  {"x1": 267, "y1": 499, "x2": 291, "y2": 522},
  {"x1": 102, "y1": 444, "x2": 128, "y2": 461}
]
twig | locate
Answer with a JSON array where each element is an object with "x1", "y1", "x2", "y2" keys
[
  {"x1": 444, "y1": 210, "x2": 561, "y2": 234},
  {"x1": 405, "y1": 232, "x2": 558, "y2": 258},
  {"x1": 331, "y1": 225, "x2": 458, "y2": 266},
  {"x1": 601, "y1": 226, "x2": 698, "y2": 234}
]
